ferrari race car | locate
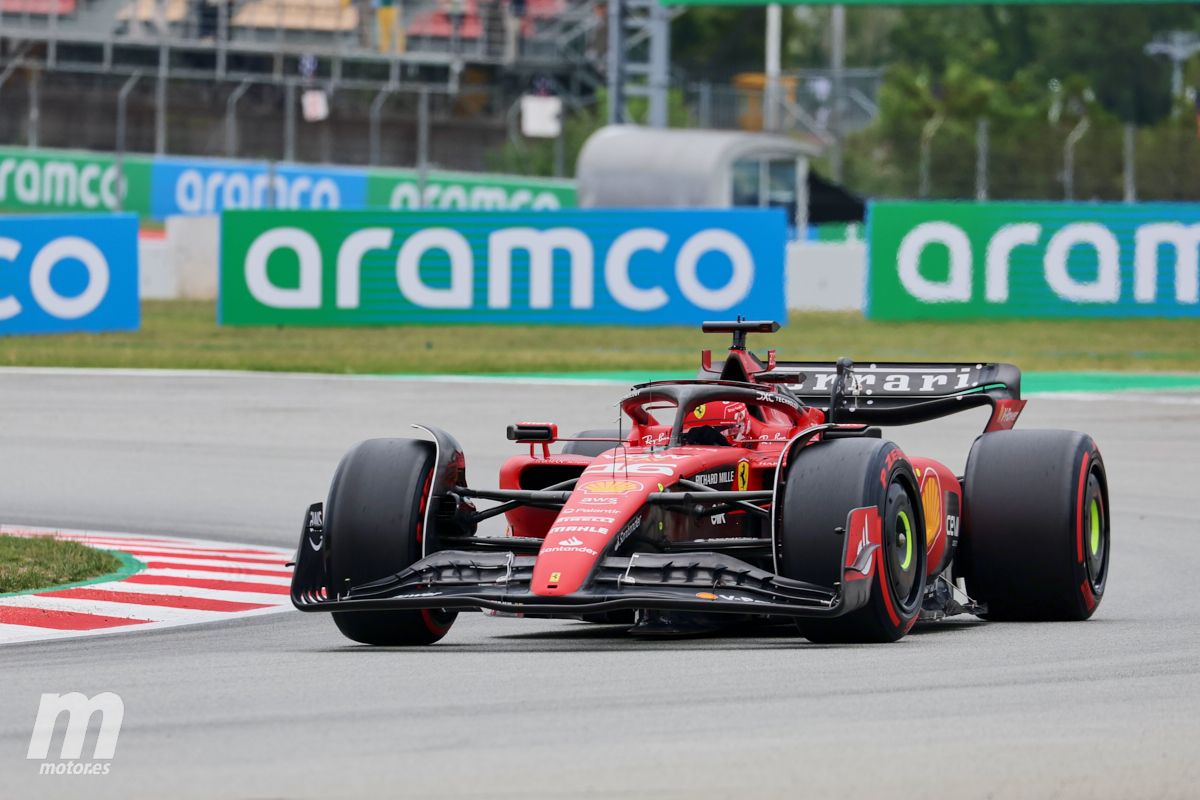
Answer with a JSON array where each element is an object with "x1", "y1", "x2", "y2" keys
[{"x1": 290, "y1": 320, "x2": 1110, "y2": 645}]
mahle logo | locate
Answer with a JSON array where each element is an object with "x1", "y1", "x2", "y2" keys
[{"x1": 27, "y1": 692, "x2": 125, "y2": 776}]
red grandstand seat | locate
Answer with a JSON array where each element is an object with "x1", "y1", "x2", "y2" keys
[
  {"x1": 0, "y1": 0, "x2": 76, "y2": 13},
  {"x1": 407, "y1": 0, "x2": 483, "y2": 39}
]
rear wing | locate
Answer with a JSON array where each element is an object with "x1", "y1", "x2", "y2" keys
[
  {"x1": 759, "y1": 361, "x2": 1025, "y2": 431},
  {"x1": 695, "y1": 320, "x2": 1025, "y2": 432}
]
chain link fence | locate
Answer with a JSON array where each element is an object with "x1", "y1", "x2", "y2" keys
[{"x1": 841, "y1": 111, "x2": 1200, "y2": 202}]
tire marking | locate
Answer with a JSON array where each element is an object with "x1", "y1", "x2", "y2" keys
[
  {"x1": 875, "y1": 546, "x2": 901, "y2": 628},
  {"x1": 1075, "y1": 452, "x2": 1090, "y2": 564}
]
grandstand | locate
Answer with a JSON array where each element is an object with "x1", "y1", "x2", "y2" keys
[
  {"x1": 1, "y1": 0, "x2": 869, "y2": 172},
  {"x1": 1, "y1": 0, "x2": 612, "y2": 168}
]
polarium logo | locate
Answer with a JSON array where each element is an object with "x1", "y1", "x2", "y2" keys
[{"x1": 27, "y1": 692, "x2": 124, "y2": 776}]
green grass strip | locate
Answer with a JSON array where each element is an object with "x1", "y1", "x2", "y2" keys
[
  {"x1": 401, "y1": 370, "x2": 1200, "y2": 395},
  {"x1": 0, "y1": 537, "x2": 143, "y2": 597},
  {"x1": 1, "y1": 301, "x2": 1198, "y2": 376}
]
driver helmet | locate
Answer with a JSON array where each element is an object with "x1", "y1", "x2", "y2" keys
[{"x1": 682, "y1": 401, "x2": 749, "y2": 444}]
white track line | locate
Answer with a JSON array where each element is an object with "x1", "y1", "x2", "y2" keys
[{"x1": 0, "y1": 366, "x2": 630, "y2": 387}]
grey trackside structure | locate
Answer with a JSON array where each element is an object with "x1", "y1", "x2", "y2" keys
[{"x1": 576, "y1": 125, "x2": 818, "y2": 230}]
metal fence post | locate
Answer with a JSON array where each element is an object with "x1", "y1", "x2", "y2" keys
[
  {"x1": 26, "y1": 66, "x2": 39, "y2": 148},
  {"x1": 369, "y1": 86, "x2": 392, "y2": 166},
  {"x1": 283, "y1": 80, "x2": 296, "y2": 161},
  {"x1": 155, "y1": 44, "x2": 168, "y2": 155},
  {"x1": 217, "y1": 0, "x2": 228, "y2": 78},
  {"x1": 764, "y1": 4, "x2": 781, "y2": 132},
  {"x1": 417, "y1": 86, "x2": 430, "y2": 207},
  {"x1": 975, "y1": 117, "x2": 989, "y2": 201},
  {"x1": 115, "y1": 72, "x2": 143, "y2": 213},
  {"x1": 1123, "y1": 122, "x2": 1137, "y2": 203},
  {"x1": 829, "y1": 3, "x2": 846, "y2": 181},
  {"x1": 225, "y1": 80, "x2": 252, "y2": 157},
  {"x1": 698, "y1": 81, "x2": 712, "y2": 129},
  {"x1": 606, "y1": 0, "x2": 623, "y2": 124},
  {"x1": 918, "y1": 114, "x2": 942, "y2": 199},
  {"x1": 49, "y1": 0, "x2": 58, "y2": 67},
  {"x1": 1063, "y1": 116, "x2": 1089, "y2": 201}
]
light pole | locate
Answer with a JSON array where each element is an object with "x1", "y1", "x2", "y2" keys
[{"x1": 1145, "y1": 31, "x2": 1200, "y2": 99}]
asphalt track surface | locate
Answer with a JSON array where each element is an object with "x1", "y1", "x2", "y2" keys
[{"x1": 1, "y1": 370, "x2": 1198, "y2": 800}]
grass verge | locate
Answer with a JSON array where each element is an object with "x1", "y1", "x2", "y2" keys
[
  {"x1": 0, "y1": 535, "x2": 122, "y2": 595},
  {"x1": 0, "y1": 301, "x2": 1198, "y2": 374}
]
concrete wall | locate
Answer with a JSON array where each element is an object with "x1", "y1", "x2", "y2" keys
[
  {"x1": 140, "y1": 216, "x2": 219, "y2": 301},
  {"x1": 786, "y1": 240, "x2": 866, "y2": 311},
  {"x1": 138, "y1": 236, "x2": 176, "y2": 300},
  {"x1": 168, "y1": 215, "x2": 220, "y2": 300}
]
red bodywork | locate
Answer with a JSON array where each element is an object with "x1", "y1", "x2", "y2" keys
[{"x1": 497, "y1": 348, "x2": 967, "y2": 598}]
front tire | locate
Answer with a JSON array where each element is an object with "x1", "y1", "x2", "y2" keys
[
  {"x1": 777, "y1": 438, "x2": 926, "y2": 643},
  {"x1": 326, "y1": 438, "x2": 457, "y2": 645},
  {"x1": 960, "y1": 430, "x2": 1109, "y2": 621}
]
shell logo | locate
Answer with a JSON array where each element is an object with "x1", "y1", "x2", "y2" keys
[
  {"x1": 921, "y1": 472, "x2": 943, "y2": 543},
  {"x1": 582, "y1": 479, "x2": 642, "y2": 494}
]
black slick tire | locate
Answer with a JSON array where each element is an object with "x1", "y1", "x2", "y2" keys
[{"x1": 327, "y1": 438, "x2": 457, "y2": 645}]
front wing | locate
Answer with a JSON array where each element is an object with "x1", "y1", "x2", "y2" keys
[{"x1": 292, "y1": 543, "x2": 872, "y2": 620}]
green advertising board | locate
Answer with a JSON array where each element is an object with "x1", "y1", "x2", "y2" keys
[
  {"x1": 0, "y1": 147, "x2": 152, "y2": 216},
  {"x1": 0, "y1": 146, "x2": 574, "y2": 220},
  {"x1": 867, "y1": 201, "x2": 1200, "y2": 320},
  {"x1": 366, "y1": 168, "x2": 575, "y2": 211},
  {"x1": 219, "y1": 208, "x2": 787, "y2": 326}
]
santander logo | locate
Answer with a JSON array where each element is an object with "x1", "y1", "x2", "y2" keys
[{"x1": 560, "y1": 537, "x2": 585, "y2": 547}]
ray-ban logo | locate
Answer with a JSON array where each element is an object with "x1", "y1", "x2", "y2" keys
[{"x1": 28, "y1": 692, "x2": 124, "y2": 776}]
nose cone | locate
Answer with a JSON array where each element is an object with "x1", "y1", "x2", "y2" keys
[{"x1": 530, "y1": 477, "x2": 651, "y2": 596}]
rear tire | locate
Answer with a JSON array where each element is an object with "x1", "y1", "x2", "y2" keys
[
  {"x1": 778, "y1": 438, "x2": 926, "y2": 643},
  {"x1": 326, "y1": 438, "x2": 457, "y2": 645},
  {"x1": 562, "y1": 429, "x2": 623, "y2": 458},
  {"x1": 960, "y1": 430, "x2": 1109, "y2": 621}
]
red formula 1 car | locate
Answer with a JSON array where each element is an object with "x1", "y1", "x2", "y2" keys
[{"x1": 291, "y1": 320, "x2": 1110, "y2": 645}]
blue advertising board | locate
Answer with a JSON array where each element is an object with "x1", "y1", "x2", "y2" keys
[
  {"x1": 151, "y1": 156, "x2": 368, "y2": 218},
  {"x1": 219, "y1": 209, "x2": 788, "y2": 325},
  {"x1": 0, "y1": 214, "x2": 140, "y2": 335}
]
